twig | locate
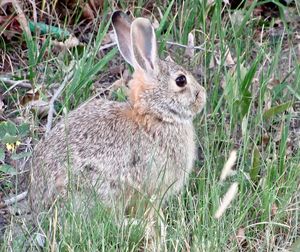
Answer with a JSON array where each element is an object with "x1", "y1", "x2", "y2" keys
[
  {"x1": 0, "y1": 77, "x2": 32, "y2": 94},
  {"x1": 12, "y1": 0, "x2": 32, "y2": 39},
  {"x1": 28, "y1": 0, "x2": 37, "y2": 23},
  {"x1": 102, "y1": 41, "x2": 206, "y2": 52},
  {"x1": 45, "y1": 70, "x2": 74, "y2": 136},
  {"x1": 99, "y1": 42, "x2": 117, "y2": 50},
  {"x1": 0, "y1": 0, "x2": 14, "y2": 7},
  {"x1": 1, "y1": 191, "x2": 28, "y2": 207},
  {"x1": 166, "y1": 41, "x2": 206, "y2": 51}
]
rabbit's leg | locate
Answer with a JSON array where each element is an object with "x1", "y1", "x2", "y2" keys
[{"x1": 143, "y1": 199, "x2": 168, "y2": 252}]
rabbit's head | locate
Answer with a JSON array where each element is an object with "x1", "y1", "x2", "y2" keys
[{"x1": 112, "y1": 11, "x2": 206, "y2": 123}]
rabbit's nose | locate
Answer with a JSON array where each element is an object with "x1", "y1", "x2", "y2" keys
[
  {"x1": 198, "y1": 86, "x2": 206, "y2": 98},
  {"x1": 195, "y1": 85, "x2": 206, "y2": 106},
  {"x1": 195, "y1": 85, "x2": 206, "y2": 99}
]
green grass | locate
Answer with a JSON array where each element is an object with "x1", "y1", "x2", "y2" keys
[{"x1": 1, "y1": 0, "x2": 300, "y2": 251}]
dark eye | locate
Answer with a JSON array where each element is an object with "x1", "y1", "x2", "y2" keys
[{"x1": 175, "y1": 75, "x2": 187, "y2": 87}]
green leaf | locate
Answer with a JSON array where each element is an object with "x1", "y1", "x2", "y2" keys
[
  {"x1": 112, "y1": 87, "x2": 127, "y2": 102},
  {"x1": 17, "y1": 123, "x2": 30, "y2": 137},
  {"x1": 23, "y1": 31, "x2": 37, "y2": 81},
  {"x1": 93, "y1": 13, "x2": 111, "y2": 58},
  {"x1": 236, "y1": 0, "x2": 257, "y2": 37},
  {"x1": 291, "y1": 238, "x2": 300, "y2": 252},
  {"x1": 287, "y1": 85, "x2": 300, "y2": 101},
  {"x1": 0, "y1": 124, "x2": 5, "y2": 139},
  {"x1": 156, "y1": 0, "x2": 175, "y2": 37},
  {"x1": 28, "y1": 20, "x2": 70, "y2": 40},
  {"x1": 250, "y1": 147, "x2": 260, "y2": 184},
  {"x1": 0, "y1": 164, "x2": 16, "y2": 175},
  {"x1": 239, "y1": 90, "x2": 252, "y2": 119},
  {"x1": 263, "y1": 101, "x2": 293, "y2": 120},
  {"x1": 11, "y1": 151, "x2": 32, "y2": 160},
  {"x1": 240, "y1": 56, "x2": 260, "y2": 93},
  {"x1": 158, "y1": 13, "x2": 177, "y2": 54},
  {"x1": 36, "y1": 36, "x2": 51, "y2": 64},
  {"x1": 0, "y1": 148, "x2": 5, "y2": 162},
  {"x1": 2, "y1": 134, "x2": 20, "y2": 144},
  {"x1": 0, "y1": 121, "x2": 17, "y2": 139},
  {"x1": 87, "y1": 48, "x2": 117, "y2": 80}
]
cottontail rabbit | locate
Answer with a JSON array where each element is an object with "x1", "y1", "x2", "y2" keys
[{"x1": 29, "y1": 11, "x2": 206, "y2": 215}]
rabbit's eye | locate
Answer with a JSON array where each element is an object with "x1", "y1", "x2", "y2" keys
[{"x1": 175, "y1": 75, "x2": 187, "y2": 87}]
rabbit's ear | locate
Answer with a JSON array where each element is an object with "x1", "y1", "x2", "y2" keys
[
  {"x1": 112, "y1": 11, "x2": 134, "y2": 66},
  {"x1": 131, "y1": 18, "x2": 158, "y2": 73}
]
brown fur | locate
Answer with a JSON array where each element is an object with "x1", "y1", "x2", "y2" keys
[
  {"x1": 121, "y1": 107, "x2": 161, "y2": 133},
  {"x1": 122, "y1": 71, "x2": 162, "y2": 131},
  {"x1": 128, "y1": 71, "x2": 152, "y2": 104}
]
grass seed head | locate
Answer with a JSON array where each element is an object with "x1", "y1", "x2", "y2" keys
[
  {"x1": 215, "y1": 182, "x2": 239, "y2": 219},
  {"x1": 220, "y1": 150, "x2": 237, "y2": 182}
]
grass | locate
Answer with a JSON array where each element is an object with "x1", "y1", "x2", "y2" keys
[{"x1": 1, "y1": 0, "x2": 300, "y2": 251}]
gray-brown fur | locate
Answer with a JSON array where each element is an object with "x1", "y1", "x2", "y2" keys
[{"x1": 29, "y1": 11, "x2": 206, "y2": 216}]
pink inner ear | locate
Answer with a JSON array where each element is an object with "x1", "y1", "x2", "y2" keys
[
  {"x1": 136, "y1": 35, "x2": 145, "y2": 51},
  {"x1": 112, "y1": 11, "x2": 134, "y2": 66},
  {"x1": 119, "y1": 20, "x2": 130, "y2": 34},
  {"x1": 118, "y1": 23, "x2": 132, "y2": 61},
  {"x1": 134, "y1": 29, "x2": 155, "y2": 71}
]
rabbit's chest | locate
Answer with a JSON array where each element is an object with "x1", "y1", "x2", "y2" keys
[{"x1": 146, "y1": 123, "x2": 196, "y2": 194}]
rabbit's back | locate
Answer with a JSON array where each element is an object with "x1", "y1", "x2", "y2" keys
[{"x1": 29, "y1": 99, "x2": 196, "y2": 213}]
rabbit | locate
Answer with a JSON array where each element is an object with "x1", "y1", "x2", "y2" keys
[{"x1": 28, "y1": 11, "x2": 206, "y2": 217}]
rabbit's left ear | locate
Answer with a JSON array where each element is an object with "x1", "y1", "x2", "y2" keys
[
  {"x1": 112, "y1": 11, "x2": 134, "y2": 66},
  {"x1": 130, "y1": 18, "x2": 158, "y2": 74}
]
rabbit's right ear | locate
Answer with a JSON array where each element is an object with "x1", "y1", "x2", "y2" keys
[
  {"x1": 112, "y1": 11, "x2": 134, "y2": 66},
  {"x1": 130, "y1": 18, "x2": 158, "y2": 74}
]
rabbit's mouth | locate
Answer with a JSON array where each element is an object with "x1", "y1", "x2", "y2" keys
[
  {"x1": 191, "y1": 87, "x2": 206, "y2": 114},
  {"x1": 168, "y1": 107, "x2": 193, "y2": 121},
  {"x1": 165, "y1": 91, "x2": 206, "y2": 122}
]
